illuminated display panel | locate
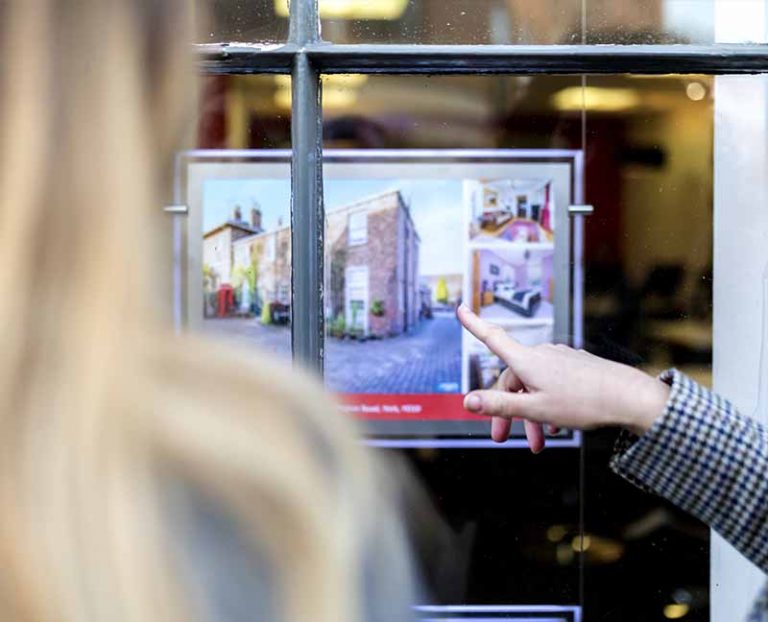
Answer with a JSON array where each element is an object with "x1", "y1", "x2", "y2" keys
[{"x1": 181, "y1": 150, "x2": 583, "y2": 447}]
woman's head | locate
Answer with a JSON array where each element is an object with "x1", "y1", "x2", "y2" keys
[{"x1": 0, "y1": 3, "x2": 414, "y2": 621}]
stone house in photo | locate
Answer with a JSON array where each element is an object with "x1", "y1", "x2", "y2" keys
[
  {"x1": 326, "y1": 190, "x2": 421, "y2": 338},
  {"x1": 205, "y1": 191, "x2": 420, "y2": 337},
  {"x1": 203, "y1": 206, "x2": 264, "y2": 290},
  {"x1": 232, "y1": 225, "x2": 291, "y2": 309}
]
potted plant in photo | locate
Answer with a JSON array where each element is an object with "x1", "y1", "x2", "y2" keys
[
  {"x1": 369, "y1": 299, "x2": 388, "y2": 338},
  {"x1": 329, "y1": 313, "x2": 346, "y2": 339},
  {"x1": 371, "y1": 299, "x2": 385, "y2": 317}
]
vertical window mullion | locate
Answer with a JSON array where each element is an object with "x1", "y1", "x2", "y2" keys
[{"x1": 290, "y1": 0, "x2": 324, "y2": 373}]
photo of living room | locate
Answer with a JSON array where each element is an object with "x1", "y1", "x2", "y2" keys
[
  {"x1": 469, "y1": 246, "x2": 555, "y2": 323},
  {"x1": 466, "y1": 178, "x2": 555, "y2": 244}
]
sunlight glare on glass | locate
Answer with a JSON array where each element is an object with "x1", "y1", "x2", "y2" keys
[
  {"x1": 274, "y1": 0, "x2": 408, "y2": 19},
  {"x1": 715, "y1": 0, "x2": 766, "y2": 42}
]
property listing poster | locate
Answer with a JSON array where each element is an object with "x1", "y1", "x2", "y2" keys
[{"x1": 200, "y1": 173, "x2": 558, "y2": 435}]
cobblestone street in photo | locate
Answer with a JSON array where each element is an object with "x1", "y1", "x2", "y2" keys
[
  {"x1": 325, "y1": 310, "x2": 462, "y2": 394},
  {"x1": 202, "y1": 309, "x2": 462, "y2": 394},
  {"x1": 202, "y1": 318, "x2": 292, "y2": 359}
]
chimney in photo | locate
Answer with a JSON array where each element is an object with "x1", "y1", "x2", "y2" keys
[{"x1": 251, "y1": 206, "x2": 262, "y2": 231}]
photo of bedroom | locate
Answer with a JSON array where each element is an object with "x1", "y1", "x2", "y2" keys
[
  {"x1": 470, "y1": 246, "x2": 555, "y2": 322},
  {"x1": 466, "y1": 178, "x2": 554, "y2": 243}
]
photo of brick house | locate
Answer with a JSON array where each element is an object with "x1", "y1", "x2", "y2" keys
[{"x1": 326, "y1": 189, "x2": 420, "y2": 338}]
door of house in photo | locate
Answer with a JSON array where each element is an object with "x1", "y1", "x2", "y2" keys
[{"x1": 345, "y1": 265, "x2": 369, "y2": 337}]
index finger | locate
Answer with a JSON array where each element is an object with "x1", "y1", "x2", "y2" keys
[{"x1": 457, "y1": 304, "x2": 526, "y2": 366}]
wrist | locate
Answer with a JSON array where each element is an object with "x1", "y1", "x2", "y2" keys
[{"x1": 621, "y1": 372, "x2": 670, "y2": 435}]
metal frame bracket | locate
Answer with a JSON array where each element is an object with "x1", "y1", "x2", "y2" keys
[
  {"x1": 569, "y1": 204, "x2": 594, "y2": 216},
  {"x1": 163, "y1": 204, "x2": 189, "y2": 215}
]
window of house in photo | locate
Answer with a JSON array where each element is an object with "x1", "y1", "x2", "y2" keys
[
  {"x1": 191, "y1": 2, "x2": 768, "y2": 621},
  {"x1": 348, "y1": 210, "x2": 368, "y2": 246}
]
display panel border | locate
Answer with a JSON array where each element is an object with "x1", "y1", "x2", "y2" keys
[
  {"x1": 415, "y1": 604, "x2": 581, "y2": 622},
  {"x1": 175, "y1": 149, "x2": 584, "y2": 449}
]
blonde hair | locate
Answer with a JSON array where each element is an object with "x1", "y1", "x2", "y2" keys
[{"x1": 0, "y1": 1, "x2": 412, "y2": 621}]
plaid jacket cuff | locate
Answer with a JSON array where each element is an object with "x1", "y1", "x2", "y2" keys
[{"x1": 610, "y1": 369, "x2": 768, "y2": 572}]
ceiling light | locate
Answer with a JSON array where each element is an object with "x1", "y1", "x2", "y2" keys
[
  {"x1": 274, "y1": 74, "x2": 368, "y2": 110},
  {"x1": 686, "y1": 82, "x2": 707, "y2": 101},
  {"x1": 546, "y1": 525, "x2": 567, "y2": 543},
  {"x1": 274, "y1": 0, "x2": 408, "y2": 19},
  {"x1": 571, "y1": 534, "x2": 591, "y2": 552},
  {"x1": 552, "y1": 86, "x2": 641, "y2": 112},
  {"x1": 556, "y1": 543, "x2": 574, "y2": 565},
  {"x1": 663, "y1": 603, "x2": 690, "y2": 619}
]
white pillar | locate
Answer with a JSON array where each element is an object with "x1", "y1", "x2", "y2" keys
[
  {"x1": 712, "y1": 5, "x2": 768, "y2": 621},
  {"x1": 712, "y1": 73, "x2": 768, "y2": 622}
]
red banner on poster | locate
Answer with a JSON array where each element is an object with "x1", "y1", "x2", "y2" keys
[{"x1": 338, "y1": 393, "x2": 486, "y2": 422}]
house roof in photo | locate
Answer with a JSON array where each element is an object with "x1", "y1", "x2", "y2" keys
[
  {"x1": 203, "y1": 219, "x2": 263, "y2": 239},
  {"x1": 327, "y1": 188, "x2": 405, "y2": 215}
]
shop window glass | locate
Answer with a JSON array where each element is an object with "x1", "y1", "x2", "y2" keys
[
  {"x1": 317, "y1": 72, "x2": 713, "y2": 620},
  {"x1": 321, "y1": 74, "x2": 584, "y2": 611},
  {"x1": 202, "y1": 0, "x2": 288, "y2": 43},
  {"x1": 320, "y1": 0, "x2": 582, "y2": 44},
  {"x1": 316, "y1": 0, "x2": 732, "y2": 45},
  {"x1": 587, "y1": 0, "x2": 714, "y2": 43}
]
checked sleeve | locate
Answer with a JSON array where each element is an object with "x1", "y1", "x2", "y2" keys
[{"x1": 610, "y1": 369, "x2": 768, "y2": 573}]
